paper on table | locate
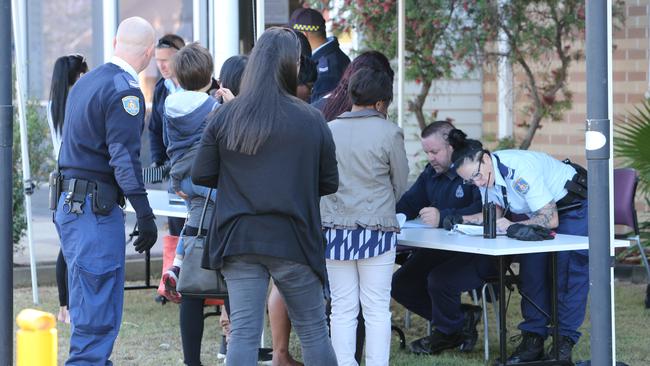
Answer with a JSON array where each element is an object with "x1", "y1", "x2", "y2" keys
[
  {"x1": 452, "y1": 224, "x2": 506, "y2": 236},
  {"x1": 401, "y1": 218, "x2": 431, "y2": 229}
]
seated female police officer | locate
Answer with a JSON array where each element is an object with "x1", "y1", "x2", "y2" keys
[{"x1": 446, "y1": 129, "x2": 588, "y2": 364}]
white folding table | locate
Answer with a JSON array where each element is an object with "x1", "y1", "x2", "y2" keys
[{"x1": 397, "y1": 227, "x2": 629, "y2": 365}]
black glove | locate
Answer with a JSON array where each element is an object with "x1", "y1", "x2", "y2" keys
[
  {"x1": 133, "y1": 215, "x2": 158, "y2": 253},
  {"x1": 506, "y1": 224, "x2": 554, "y2": 241},
  {"x1": 443, "y1": 214, "x2": 464, "y2": 231}
]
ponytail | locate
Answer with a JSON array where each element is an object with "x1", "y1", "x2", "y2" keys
[{"x1": 448, "y1": 128, "x2": 486, "y2": 167}]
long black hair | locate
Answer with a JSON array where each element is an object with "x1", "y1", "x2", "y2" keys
[
  {"x1": 49, "y1": 54, "x2": 88, "y2": 134},
  {"x1": 447, "y1": 128, "x2": 486, "y2": 167},
  {"x1": 322, "y1": 50, "x2": 394, "y2": 121},
  {"x1": 213, "y1": 27, "x2": 301, "y2": 155},
  {"x1": 219, "y1": 55, "x2": 248, "y2": 97}
]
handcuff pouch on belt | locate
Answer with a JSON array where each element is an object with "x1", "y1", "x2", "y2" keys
[
  {"x1": 91, "y1": 181, "x2": 123, "y2": 216},
  {"x1": 61, "y1": 178, "x2": 123, "y2": 216},
  {"x1": 557, "y1": 159, "x2": 588, "y2": 212}
]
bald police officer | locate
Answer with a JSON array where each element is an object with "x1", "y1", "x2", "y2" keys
[{"x1": 54, "y1": 17, "x2": 158, "y2": 365}]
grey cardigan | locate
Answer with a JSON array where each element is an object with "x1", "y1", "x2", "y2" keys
[{"x1": 320, "y1": 109, "x2": 409, "y2": 232}]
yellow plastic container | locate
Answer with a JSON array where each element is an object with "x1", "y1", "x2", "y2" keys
[{"x1": 16, "y1": 309, "x2": 57, "y2": 366}]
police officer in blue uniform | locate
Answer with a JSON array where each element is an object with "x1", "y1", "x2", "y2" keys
[
  {"x1": 448, "y1": 129, "x2": 588, "y2": 364},
  {"x1": 54, "y1": 17, "x2": 158, "y2": 365},
  {"x1": 391, "y1": 121, "x2": 487, "y2": 355},
  {"x1": 290, "y1": 7, "x2": 350, "y2": 103}
]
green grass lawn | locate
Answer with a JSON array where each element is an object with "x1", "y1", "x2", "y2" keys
[{"x1": 13, "y1": 281, "x2": 650, "y2": 365}]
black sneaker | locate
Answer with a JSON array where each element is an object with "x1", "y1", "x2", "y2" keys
[
  {"x1": 547, "y1": 335, "x2": 575, "y2": 364},
  {"x1": 506, "y1": 332, "x2": 545, "y2": 364},
  {"x1": 409, "y1": 330, "x2": 464, "y2": 355},
  {"x1": 459, "y1": 304, "x2": 482, "y2": 352}
]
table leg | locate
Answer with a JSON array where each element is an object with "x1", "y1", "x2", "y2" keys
[
  {"x1": 550, "y1": 252, "x2": 560, "y2": 361},
  {"x1": 145, "y1": 249, "x2": 151, "y2": 287},
  {"x1": 499, "y1": 256, "x2": 507, "y2": 364}
]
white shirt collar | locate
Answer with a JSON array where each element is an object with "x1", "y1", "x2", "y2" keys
[
  {"x1": 313, "y1": 37, "x2": 334, "y2": 55},
  {"x1": 109, "y1": 56, "x2": 139, "y2": 82}
]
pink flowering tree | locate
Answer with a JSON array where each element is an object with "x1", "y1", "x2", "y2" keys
[
  {"x1": 314, "y1": 0, "x2": 481, "y2": 131},
  {"x1": 309, "y1": 0, "x2": 624, "y2": 149}
]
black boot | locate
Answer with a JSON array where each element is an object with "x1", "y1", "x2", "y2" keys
[
  {"x1": 645, "y1": 284, "x2": 650, "y2": 309},
  {"x1": 547, "y1": 335, "x2": 575, "y2": 364},
  {"x1": 409, "y1": 329, "x2": 464, "y2": 355},
  {"x1": 459, "y1": 303, "x2": 482, "y2": 352},
  {"x1": 506, "y1": 331, "x2": 545, "y2": 364}
]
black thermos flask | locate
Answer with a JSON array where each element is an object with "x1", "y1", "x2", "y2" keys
[{"x1": 483, "y1": 202, "x2": 497, "y2": 238}]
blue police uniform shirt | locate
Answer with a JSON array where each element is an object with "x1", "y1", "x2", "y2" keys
[
  {"x1": 310, "y1": 36, "x2": 350, "y2": 103},
  {"x1": 482, "y1": 150, "x2": 577, "y2": 215},
  {"x1": 59, "y1": 56, "x2": 152, "y2": 218},
  {"x1": 396, "y1": 164, "x2": 482, "y2": 226}
]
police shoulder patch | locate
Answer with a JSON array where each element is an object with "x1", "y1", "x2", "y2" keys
[
  {"x1": 122, "y1": 96, "x2": 140, "y2": 116},
  {"x1": 455, "y1": 185, "x2": 464, "y2": 198},
  {"x1": 513, "y1": 177, "x2": 530, "y2": 194}
]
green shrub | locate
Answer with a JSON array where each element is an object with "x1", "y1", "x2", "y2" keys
[{"x1": 12, "y1": 100, "x2": 54, "y2": 251}]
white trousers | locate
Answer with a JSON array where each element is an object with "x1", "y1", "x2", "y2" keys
[{"x1": 326, "y1": 248, "x2": 396, "y2": 366}]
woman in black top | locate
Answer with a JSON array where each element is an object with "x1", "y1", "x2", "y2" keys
[{"x1": 191, "y1": 27, "x2": 339, "y2": 366}]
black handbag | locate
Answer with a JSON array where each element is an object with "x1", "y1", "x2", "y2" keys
[{"x1": 176, "y1": 189, "x2": 228, "y2": 298}]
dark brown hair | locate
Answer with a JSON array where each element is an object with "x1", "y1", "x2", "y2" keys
[
  {"x1": 322, "y1": 50, "x2": 394, "y2": 121},
  {"x1": 156, "y1": 34, "x2": 185, "y2": 50},
  {"x1": 172, "y1": 43, "x2": 214, "y2": 91}
]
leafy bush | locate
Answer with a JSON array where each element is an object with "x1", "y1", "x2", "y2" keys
[{"x1": 12, "y1": 100, "x2": 54, "y2": 250}]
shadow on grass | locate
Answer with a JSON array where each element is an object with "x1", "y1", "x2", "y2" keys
[{"x1": 12, "y1": 281, "x2": 650, "y2": 365}]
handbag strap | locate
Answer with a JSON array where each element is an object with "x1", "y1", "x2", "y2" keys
[{"x1": 197, "y1": 188, "x2": 213, "y2": 238}]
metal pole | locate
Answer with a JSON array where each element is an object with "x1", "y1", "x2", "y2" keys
[
  {"x1": 397, "y1": 0, "x2": 405, "y2": 128},
  {"x1": 0, "y1": 0, "x2": 14, "y2": 364},
  {"x1": 255, "y1": 0, "x2": 264, "y2": 40},
  {"x1": 213, "y1": 0, "x2": 239, "y2": 76},
  {"x1": 11, "y1": 0, "x2": 38, "y2": 305},
  {"x1": 586, "y1": 1, "x2": 614, "y2": 365}
]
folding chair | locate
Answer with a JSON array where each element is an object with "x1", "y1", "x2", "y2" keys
[{"x1": 614, "y1": 168, "x2": 650, "y2": 308}]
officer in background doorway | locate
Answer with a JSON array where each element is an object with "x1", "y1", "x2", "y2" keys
[
  {"x1": 54, "y1": 17, "x2": 158, "y2": 365},
  {"x1": 290, "y1": 7, "x2": 350, "y2": 103}
]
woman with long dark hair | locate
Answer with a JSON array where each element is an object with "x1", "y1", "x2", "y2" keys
[
  {"x1": 191, "y1": 27, "x2": 339, "y2": 366},
  {"x1": 47, "y1": 54, "x2": 88, "y2": 324},
  {"x1": 319, "y1": 50, "x2": 394, "y2": 121},
  {"x1": 48, "y1": 54, "x2": 88, "y2": 158}
]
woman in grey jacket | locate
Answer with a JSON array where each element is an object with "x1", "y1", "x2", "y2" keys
[{"x1": 321, "y1": 67, "x2": 409, "y2": 366}]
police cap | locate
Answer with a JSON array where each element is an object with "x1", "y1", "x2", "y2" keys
[{"x1": 290, "y1": 8, "x2": 326, "y2": 33}]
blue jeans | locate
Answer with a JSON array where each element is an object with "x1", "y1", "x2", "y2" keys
[
  {"x1": 222, "y1": 254, "x2": 337, "y2": 366},
  {"x1": 54, "y1": 194, "x2": 125, "y2": 366},
  {"x1": 175, "y1": 178, "x2": 216, "y2": 256},
  {"x1": 179, "y1": 176, "x2": 216, "y2": 203}
]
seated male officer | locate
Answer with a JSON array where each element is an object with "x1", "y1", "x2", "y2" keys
[
  {"x1": 54, "y1": 17, "x2": 158, "y2": 365},
  {"x1": 290, "y1": 7, "x2": 350, "y2": 103},
  {"x1": 392, "y1": 121, "x2": 486, "y2": 355}
]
